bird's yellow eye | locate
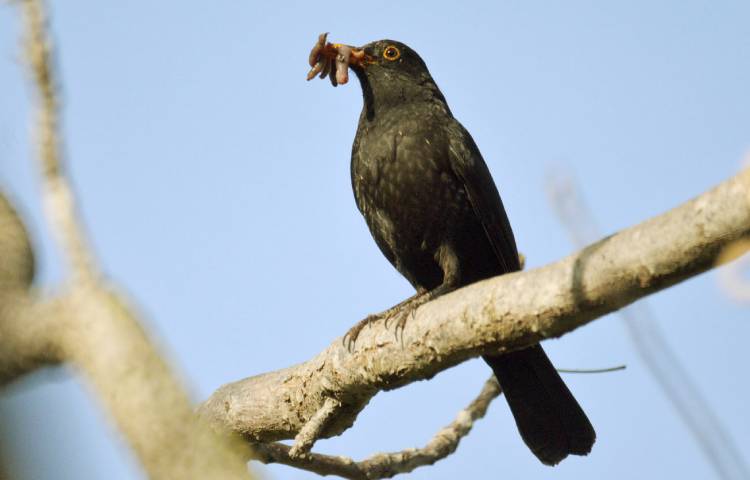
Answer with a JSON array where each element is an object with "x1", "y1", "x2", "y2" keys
[{"x1": 383, "y1": 45, "x2": 401, "y2": 61}]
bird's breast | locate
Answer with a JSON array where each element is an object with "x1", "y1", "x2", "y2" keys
[{"x1": 351, "y1": 114, "x2": 472, "y2": 257}]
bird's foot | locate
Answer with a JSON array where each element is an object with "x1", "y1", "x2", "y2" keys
[
  {"x1": 342, "y1": 313, "x2": 381, "y2": 352},
  {"x1": 343, "y1": 293, "x2": 429, "y2": 352},
  {"x1": 390, "y1": 307, "x2": 417, "y2": 346}
]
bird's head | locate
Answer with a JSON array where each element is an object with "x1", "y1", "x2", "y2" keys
[
  {"x1": 308, "y1": 36, "x2": 448, "y2": 117},
  {"x1": 349, "y1": 40, "x2": 428, "y2": 84},
  {"x1": 350, "y1": 40, "x2": 446, "y2": 114}
]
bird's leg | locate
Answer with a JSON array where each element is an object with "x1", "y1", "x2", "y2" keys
[
  {"x1": 390, "y1": 244, "x2": 462, "y2": 342},
  {"x1": 391, "y1": 282, "x2": 456, "y2": 343},
  {"x1": 345, "y1": 245, "x2": 461, "y2": 350}
]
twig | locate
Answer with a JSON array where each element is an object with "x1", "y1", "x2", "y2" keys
[
  {"x1": 21, "y1": 0, "x2": 96, "y2": 283},
  {"x1": 290, "y1": 397, "x2": 343, "y2": 457},
  {"x1": 252, "y1": 377, "x2": 502, "y2": 479},
  {"x1": 557, "y1": 365, "x2": 626, "y2": 374}
]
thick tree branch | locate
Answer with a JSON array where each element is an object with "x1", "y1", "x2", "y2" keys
[{"x1": 199, "y1": 168, "x2": 750, "y2": 456}]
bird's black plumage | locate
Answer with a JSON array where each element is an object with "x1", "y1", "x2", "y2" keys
[{"x1": 347, "y1": 39, "x2": 595, "y2": 465}]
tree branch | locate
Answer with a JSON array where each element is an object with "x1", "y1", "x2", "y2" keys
[
  {"x1": 251, "y1": 377, "x2": 502, "y2": 479},
  {"x1": 198, "y1": 168, "x2": 750, "y2": 457},
  {"x1": 547, "y1": 170, "x2": 750, "y2": 480},
  {"x1": 21, "y1": 0, "x2": 96, "y2": 283},
  {"x1": 0, "y1": 2, "x2": 255, "y2": 478}
]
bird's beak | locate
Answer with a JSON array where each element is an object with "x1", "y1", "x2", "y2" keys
[
  {"x1": 346, "y1": 47, "x2": 369, "y2": 69},
  {"x1": 307, "y1": 34, "x2": 373, "y2": 86}
]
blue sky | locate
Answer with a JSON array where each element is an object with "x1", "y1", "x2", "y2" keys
[{"x1": 1, "y1": 1, "x2": 748, "y2": 479}]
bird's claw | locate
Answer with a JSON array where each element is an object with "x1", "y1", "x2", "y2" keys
[
  {"x1": 342, "y1": 313, "x2": 378, "y2": 353},
  {"x1": 392, "y1": 308, "x2": 417, "y2": 346},
  {"x1": 343, "y1": 306, "x2": 418, "y2": 352}
]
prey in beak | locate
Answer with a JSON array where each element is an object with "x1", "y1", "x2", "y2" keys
[{"x1": 306, "y1": 33, "x2": 368, "y2": 86}]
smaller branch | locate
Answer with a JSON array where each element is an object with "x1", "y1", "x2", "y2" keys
[
  {"x1": 21, "y1": 0, "x2": 96, "y2": 283},
  {"x1": 557, "y1": 365, "x2": 626, "y2": 374},
  {"x1": 290, "y1": 397, "x2": 343, "y2": 457},
  {"x1": 253, "y1": 377, "x2": 501, "y2": 479}
]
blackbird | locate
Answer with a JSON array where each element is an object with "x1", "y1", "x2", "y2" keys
[{"x1": 311, "y1": 38, "x2": 595, "y2": 465}]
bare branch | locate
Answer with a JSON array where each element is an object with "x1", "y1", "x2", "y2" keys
[
  {"x1": 252, "y1": 377, "x2": 502, "y2": 479},
  {"x1": 0, "y1": 291, "x2": 63, "y2": 383},
  {"x1": 0, "y1": 193, "x2": 35, "y2": 290},
  {"x1": 0, "y1": 179, "x2": 52, "y2": 381},
  {"x1": 290, "y1": 397, "x2": 344, "y2": 457},
  {"x1": 546, "y1": 170, "x2": 750, "y2": 480},
  {"x1": 20, "y1": 0, "x2": 96, "y2": 283},
  {"x1": 57, "y1": 285, "x2": 254, "y2": 479},
  {"x1": 199, "y1": 168, "x2": 750, "y2": 456},
  {"x1": 2, "y1": 2, "x2": 256, "y2": 478}
]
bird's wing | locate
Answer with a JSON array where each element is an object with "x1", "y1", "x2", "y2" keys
[{"x1": 447, "y1": 121, "x2": 520, "y2": 273}]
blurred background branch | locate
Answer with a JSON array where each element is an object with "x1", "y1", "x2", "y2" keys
[
  {"x1": 547, "y1": 169, "x2": 750, "y2": 480},
  {"x1": 21, "y1": 0, "x2": 94, "y2": 284},
  {"x1": 1, "y1": 1, "x2": 254, "y2": 478}
]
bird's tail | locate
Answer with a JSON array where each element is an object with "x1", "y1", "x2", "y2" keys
[{"x1": 483, "y1": 344, "x2": 595, "y2": 466}]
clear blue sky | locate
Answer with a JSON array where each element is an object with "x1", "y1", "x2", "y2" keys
[{"x1": 1, "y1": 1, "x2": 748, "y2": 479}]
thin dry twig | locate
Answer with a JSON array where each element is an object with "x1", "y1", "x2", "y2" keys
[
  {"x1": 290, "y1": 397, "x2": 344, "y2": 457},
  {"x1": 252, "y1": 377, "x2": 502, "y2": 479},
  {"x1": 21, "y1": 0, "x2": 96, "y2": 284}
]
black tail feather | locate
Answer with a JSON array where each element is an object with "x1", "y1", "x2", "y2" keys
[{"x1": 484, "y1": 344, "x2": 595, "y2": 465}]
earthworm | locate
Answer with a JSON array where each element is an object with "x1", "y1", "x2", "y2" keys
[
  {"x1": 308, "y1": 32, "x2": 328, "y2": 67},
  {"x1": 306, "y1": 60, "x2": 325, "y2": 81},
  {"x1": 335, "y1": 46, "x2": 352, "y2": 85}
]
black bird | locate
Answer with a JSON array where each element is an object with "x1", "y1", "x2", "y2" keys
[{"x1": 315, "y1": 39, "x2": 595, "y2": 465}]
